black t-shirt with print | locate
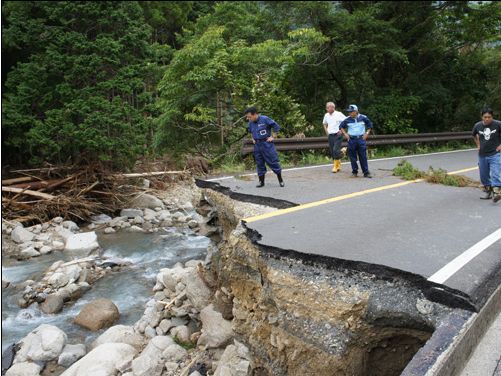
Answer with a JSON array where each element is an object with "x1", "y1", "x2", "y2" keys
[{"x1": 472, "y1": 119, "x2": 501, "y2": 157}]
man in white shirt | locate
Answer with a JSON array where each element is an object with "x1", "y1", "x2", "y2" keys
[{"x1": 323, "y1": 102, "x2": 347, "y2": 173}]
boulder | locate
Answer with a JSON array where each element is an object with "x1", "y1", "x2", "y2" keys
[
  {"x1": 56, "y1": 226, "x2": 74, "y2": 241},
  {"x1": 74, "y1": 299, "x2": 119, "y2": 331},
  {"x1": 181, "y1": 267, "x2": 211, "y2": 311},
  {"x1": 40, "y1": 294, "x2": 64, "y2": 314},
  {"x1": 109, "y1": 216, "x2": 128, "y2": 227},
  {"x1": 62, "y1": 221, "x2": 79, "y2": 232},
  {"x1": 158, "y1": 319, "x2": 174, "y2": 334},
  {"x1": 40, "y1": 246, "x2": 52, "y2": 255},
  {"x1": 120, "y1": 209, "x2": 143, "y2": 218},
  {"x1": 170, "y1": 325, "x2": 190, "y2": 343},
  {"x1": 11, "y1": 226, "x2": 35, "y2": 244},
  {"x1": 52, "y1": 217, "x2": 64, "y2": 224},
  {"x1": 162, "y1": 344, "x2": 188, "y2": 362},
  {"x1": 58, "y1": 344, "x2": 86, "y2": 368},
  {"x1": 156, "y1": 264, "x2": 190, "y2": 291},
  {"x1": 15, "y1": 324, "x2": 67, "y2": 363},
  {"x1": 131, "y1": 336, "x2": 174, "y2": 376},
  {"x1": 198, "y1": 305, "x2": 233, "y2": 349},
  {"x1": 60, "y1": 343, "x2": 138, "y2": 376},
  {"x1": 90, "y1": 214, "x2": 112, "y2": 224},
  {"x1": 5, "y1": 362, "x2": 41, "y2": 376},
  {"x1": 91, "y1": 325, "x2": 144, "y2": 350},
  {"x1": 213, "y1": 340, "x2": 251, "y2": 376},
  {"x1": 64, "y1": 232, "x2": 99, "y2": 253},
  {"x1": 130, "y1": 194, "x2": 164, "y2": 210},
  {"x1": 104, "y1": 227, "x2": 115, "y2": 234},
  {"x1": 126, "y1": 225, "x2": 144, "y2": 233},
  {"x1": 52, "y1": 240, "x2": 65, "y2": 250},
  {"x1": 188, "y1": 220, "x2": 199, "y2": 229},
  {"x1": 47, "y1": 273, "x2": 70, "y2": 289},
  {"x1": 20, "y1": 247, "x2": 40, "y2": 258}
]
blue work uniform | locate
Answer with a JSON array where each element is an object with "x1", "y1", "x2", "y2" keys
[
  {"x1": 340, "y1": 114, "x2": 373, "y2": 175},
  {"x1": 247, "y1": 115, "x2": 282, "y2": 177}
]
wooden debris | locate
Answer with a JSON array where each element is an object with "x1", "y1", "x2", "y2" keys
[{"x1": 2, "y1": 187, "x2": 56, "y2": 200}]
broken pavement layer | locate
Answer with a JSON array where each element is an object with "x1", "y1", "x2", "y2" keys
[{"x1": 202, "y1": 189, "x2": 478, "y2": 376}]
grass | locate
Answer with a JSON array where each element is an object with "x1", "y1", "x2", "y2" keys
[
  {"x1": 212, "y1": 141, "x2": 475, "y2": 175},
  {"x1": 173, "y1": 336, "x2": 196, "y2": 350},
  {"x1": 393, "y1": 160, "x2": 476, "y2": 187}
]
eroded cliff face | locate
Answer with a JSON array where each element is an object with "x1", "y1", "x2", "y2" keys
[{"x1": 203, "y1": 190, "x2": 459, "y2": 376}]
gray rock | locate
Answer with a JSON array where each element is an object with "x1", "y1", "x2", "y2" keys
[
  {"x1": 52, "y1": 240, "x2": 65, "y2": 250},
  {"x1": 5, "y1": 362, "x2": 41, "y2": 376},
  {"x1": 144, "y1": 326, "x2": 156, "y2": 339},
  {"x1": 130, "y1": 194, "x2": 164, "y2": 209},
  {"x1": 157, "y1": 211, "x2": 171, "y2": 221},
  {"x1": 35, "y1": 233, "x2": 51, "y2": 242},
  {"x1": 64, "y1": 232, "x2": 99, "y2": 253},
  {"x1": 213, "y1": 340, "x2": 251, "y2": 376},
  {"x1": 190, "y1": 372, "x2": 203, "y2": 376},
  {"x1": 32, "y1": 241, "x2": 44, "y2": 250},
  {"x1": 120, "y1": 209, "x2": 143, "y2": 218},
  {"x1": 91, "y1": 325, "x2": 144, "y2": 350},
  {"x1": 131, "y1": 336, "x2": 174, "y2": 376},
  {"x1": 20, "y1": 247, "x2": 40, "y2": 258},
  {"x1": 15, "y1": 324, "x2": 67, "y2": 363},
  {"x1": 56, "y1": 226, "x2": 74, "y2": 241},
  {"x1": 62, "y1": 221, "x2": 79, "y2": 232},
  {"x1": 74, "y1": 298, "x2": 120, "y2": 331},
  {"x1": 52, "y1": 217, "x2": 64, "y2": 224},
  {"x1": 109, "y1": 216, "x2": 128, "y2": 227},
  {"x1": 162, "y1": 344, "x2": 188, "y2": 362},
  {"x1": 133, "y1": 216, "x2": 144, "y2": 224},
  {"x1": 198, "y1": 304, "x2": 233, "y2": 349},
  {"x1": 58, "y1": 344, "x2": 86, "y2": 368},
  {"x1": 158, "y1": 319, "x2": 174, "y2": 334},
  {"x1": 40, "y1": 246, "x2": 52, "y2": 255},
  {"x1": 60, "y1": 343, "x2": 138, "y2": 376},
  {"x1": 188, "y1": 220, "x2": 199, "y2": 229},
  {"x1": 11, "y1": 226, "x2": 35, "y2": 244},
  {"x1": 127, "y1": 225, "x2": 144, "y2": 233},
  {"x1": 104, "y1": 227, "x2": 116, "y2": 234},
  {"x1": 170, "y1": 325, "x2": 190, "y2": 343},
  {"x1": 90, "y1": 214, "x2": 112, "y2": 224},
  {"x1": 40, "y1": 294, "x2": 64, "y2": 314}
]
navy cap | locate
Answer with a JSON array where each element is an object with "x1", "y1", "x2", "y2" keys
[{"x1": 346, "y1": 104, "x2": 358, "y2": 112}]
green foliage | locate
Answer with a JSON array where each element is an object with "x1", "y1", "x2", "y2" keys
[
  {"x1": 2, "y1": 1, "x2": 158, "y2": 168},
  {"x1": 2, "y1": 1, "x2": 500, "y2": 169},
  {"x1": 393, "y1": 160, "x2": 426, "y2": 180}
]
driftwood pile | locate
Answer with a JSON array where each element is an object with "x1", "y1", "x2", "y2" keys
[{"x1": 2, "y1": 165, "x2": 189, "y2": 224}]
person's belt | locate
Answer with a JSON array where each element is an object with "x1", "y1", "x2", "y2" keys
[
  {"x1": 349, "y1": 135, "x2": 364, "y2": 139},
  {"x1": 254, "y1": 138, "x2": 268, "y2": 143}
]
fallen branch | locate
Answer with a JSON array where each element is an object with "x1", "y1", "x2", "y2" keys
[
  {"x1": 2, "y1": 187, "x2": 56, "y2": 200},
  {"x1": 76, "y1": 181, "x2": 99, "y2": 197},
  {"x1": 41, "y1": 173, "x2": 81, "y2": 192},
  {"x1": 157, "y1": 291, "x2": 187, "y2": 309},
  {"x1": 117, "y1": 171, "x2": 185, "y2": 178},
  {"x1": 1, "y1": 177, "x2": 35, "y2": 185}
]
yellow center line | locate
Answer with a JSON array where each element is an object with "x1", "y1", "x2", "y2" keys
[{"x1": 243, "y1": 166, "x2": 478, "y2": 223}]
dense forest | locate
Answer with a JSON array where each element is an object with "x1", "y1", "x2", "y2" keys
[{"x1": 2, "y1": 1, "x2": 500, "y2": 169}]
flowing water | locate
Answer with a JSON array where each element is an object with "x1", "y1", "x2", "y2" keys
[{"x1": 1, "y1": 228, "x2": 211, "y2": 352}]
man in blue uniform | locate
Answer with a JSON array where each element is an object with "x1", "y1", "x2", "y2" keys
[
  {"x1": 339, "y1": 104, "x2": 373, "y2": 178},
  {"x1": 245, "y1": 107, "x2": 285, "y2": 188}
]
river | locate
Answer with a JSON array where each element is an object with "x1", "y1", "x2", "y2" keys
[{"x1": 1, "y1": 228, "x2": 211, "y2": 352}]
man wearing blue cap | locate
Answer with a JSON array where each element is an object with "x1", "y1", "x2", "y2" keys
[
  {"x1": 339, "y1": 105, "x2": 373, "y2": 178},
  {"x1": 245, "y1": 106, "x2": 285, "y2": 188}
]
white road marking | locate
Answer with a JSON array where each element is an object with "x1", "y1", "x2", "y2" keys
[
  {"x1": 206, "y1": 148, "x2": 477, "y2": 182},
  {"x1": 428, "y1": 228, "x2": 501, "y2": 284}
]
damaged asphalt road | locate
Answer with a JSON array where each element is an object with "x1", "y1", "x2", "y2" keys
[{"x1": 199, "y1": 150, "x2": 501, "y2": 312}]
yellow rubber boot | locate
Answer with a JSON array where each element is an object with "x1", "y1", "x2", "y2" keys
[
  {"x1": 335, "y1": 160, "x2": 341, "y2": 172},
  {"x1": 332, "y1": 161, "x2": 337, "y2": 173}
]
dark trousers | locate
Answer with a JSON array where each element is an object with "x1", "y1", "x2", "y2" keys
[
  {"x1": 347, "y1": 138, "x2": 369, "y2": 174},
  {"x1": 254, "y1": 141, "x2": 282, "y2": 177},
  {"x1": 328, "y1": 133, "x2": 343, "y2": 160}
]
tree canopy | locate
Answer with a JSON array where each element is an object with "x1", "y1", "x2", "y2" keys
[{"x1": 2, "y1": 1, "x2": 500, "y2": 168}]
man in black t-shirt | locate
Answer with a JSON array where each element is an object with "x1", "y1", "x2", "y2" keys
[{"x1": 472, "y1": 108, "x2": 501, "y2": 202}]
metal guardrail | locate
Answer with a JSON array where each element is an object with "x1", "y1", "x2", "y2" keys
[{"x1": 241, "y1": 132, "x2": 472, "y2": 156}]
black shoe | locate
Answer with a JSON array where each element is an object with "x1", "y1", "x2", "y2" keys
[
  {"x1": 493, "y1": 188, "x2": 501, "y2": 203},
  {"x1": 277, "y1": 173, "x2": 284, "y2": 187},
  {"x1": 256, "y1": 175, "x2": 265, "y2": 188},
  {"x1": 364, "y1": 173, "x2": 372, "y2": 178},
  {"x1": 351, "y1": 172, "x2": 358, "y2": 178},
  {"x1": 480, "y1": 186, "x2": 493, "y2": 200}
]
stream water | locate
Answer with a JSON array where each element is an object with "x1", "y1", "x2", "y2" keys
[{"x1": 1, "y1": 228, "x2": 211, "y2": 352}]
